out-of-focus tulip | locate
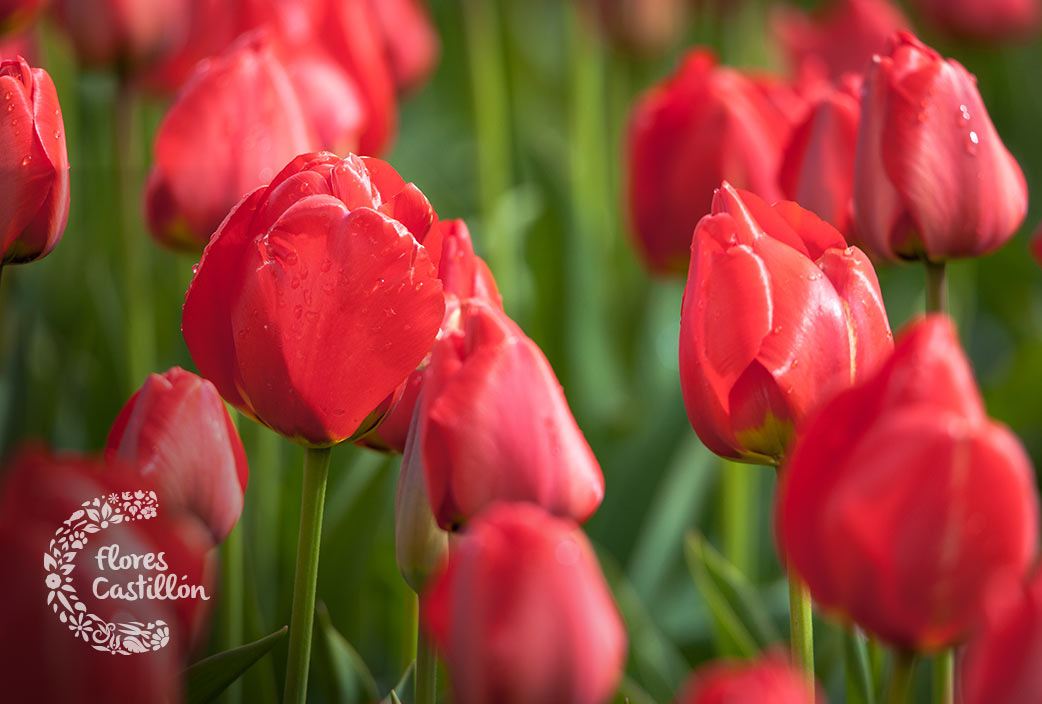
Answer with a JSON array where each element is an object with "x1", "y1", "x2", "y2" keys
[
  {"x1": 0, "y1": 0, "x2": 45, "y2": 35},
  {"x1": 676, "y1": 656, "x2": 820, "y2": 704},
  {"x1": 0, "y1": 447, "x2": 215, "y2": 702},
  {"x1": 583, "y1": 0, "x2": 688, "y2": 56},
  {"x1": 145, "y1": 32, "x2": 315, "y2": 251},
  {"x1": 771, "y1": 0, "x2": 908, "y2": 82},
  {"x1": 422, "y1": 502, "x2": 627, "y2": 704},
  {"x1": 627, "y1": 49, "x2": 792, "y2": 274},
  {"x1": 777, "y1": 316, "x2": 1039, "y2": 651},
  {"x1": 1031, "y1": 220, "x2": 1042, "y2": 268},
  {"x1": 779, "y1": 74, "x2": 861, "y2": 239},
  {"x1": 51, "y1": 0, "x2": 189, "y2": 69},
  {"x1": 913, "y1": 0, "x2": 1040, "y2": 42},
  {"x1": 853, "y1": 32, "x2": 1027, "y2": 262},
  {"x1": 106, "y1": 367, "x2": 249, "y2": 544},
  {"x1": 0, "y1": 29, "x2": 37, "y2": 62},
  {"x1": 395, "y1": 400, "x2": 447, "y2": 592},
  {"x1": 366, "y1": 0, "x2": 439, "y2": 94},
  {"x1": 416, "y1": 299, "x2": 603, "y2": 530},
  {"x1": 679, "y1": 183, "x2": 893, "y2": 465},
  {"x1": 182, "y1": 151, "x2": 445, "y2": 448},
  {"x1": 1, "y1": 56, "x2": 68, "y2": 265},
  {"x1": 283, "y1": 47, "x2": 366, "y2": 156},
  {"x1": 960, "y1": 571, "x2": 1042, "y2": 704}
]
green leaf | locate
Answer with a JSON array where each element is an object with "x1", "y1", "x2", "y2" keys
[
  {"x1": 184, "y1": 626, "x2": 288, "y2": 704},
  {"x1": 315, "y1": 602, "x2": 380, "y2": 704},
  {"x1": 380, "y1": 662, "x2": 415, "y2": 704},
  {"x1": 683, "y1": 531, "x2": 781, "y2": 658}
]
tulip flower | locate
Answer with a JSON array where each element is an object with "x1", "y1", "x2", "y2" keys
[
  {"x1": 779, "y1": 75, "x2": 861, "y2": 240},
  {"x1": 679, "y1": 183, "x2": 893, "y2": 464},
  {"x1": 853, "y1": 32, "x2": 1028, "y2": 262},
  {"x1": 1031, "y1": 220, "x2": 1042, "y2": 269},
  {"x1": 913, "y1": 0, "x2": 1039, "y2": 42},
  {"x1": 366, "y1": 0, "x2": 439, "y2": 94},
  {"x1": 422, "y1": 502, "x2": 627, "y2": 704},
  {"x1": 627, "y1": 49, "x2": 792, "y2": 275},
  {"x1": 1, "y1": 56, "x2": 68, "y2": 265},
  {"x1": 777, "y1": 316, "x2": 1040, "y2": 650},
  {"x1": 182, "y1": 151, "x2": 445, "y2": 448},
  {"x1": 0, "y1": 0, "x2": 44, "y2": 35},
  {"x1": 414, "y1": 298, "x2": 603, "y2": 529},
  {"x1": 771, "y1": 0, "x2": 908, "y2": 82},
  {"x1": 960, "y1": 571, "x2": 1042, "y2": 704},
  {"x1": 51, "y1": 0, "x2": 189, "y2": 69},
  {"x1": 105, "y1": 367, "x2": 249, "y2": 544},
  {"x1": 676, "y1": 656, "x2": 820, "y2": 704}
]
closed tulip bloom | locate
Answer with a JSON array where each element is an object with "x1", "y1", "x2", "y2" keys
[
  {"x1": 679, "y1": 183, "x2": 892, "y2": 464},
  {"x1": 777, "y1": 316, "x2": 1040, "y2": 650},
  {"x1": 52, "y1": 0, "x2": 189, "y2": 69},
  {"x1": 1, "y1": 57, "x2": 68, "y2": 265},
  {"x1": 105, "y1": 367, "x2": 249, "y2": 544},
  {"x1": 627, "y1": 49, "x2": 791, "y2": 275},
  {"x1": 418, "y1": 299, "x2": 603, "y2": 529},
  {"x1": 960, "y1": 571, "x2": 1042, "y2": 704},
  {"x1": 366, "y1": 0, "x2": 439, "y2": 94},
  {"x1": 182, "y1": 151, "x2": 445, "y2": 448},
  {"x1": 422, "y1": 502, "x2": 627, "y2": 704},
  {"x1": 676, "y1": 656, "x2": 820, "y2": 704},
  {"x1": 779, "y1": 75, "x2": 861, "y2": 239},
  {"x1": 914, "y1": 0, "x2": 1039, "y2": 42},
  {"x1": 853, "y1": 32, "x2": 1028, "y2": 261}
]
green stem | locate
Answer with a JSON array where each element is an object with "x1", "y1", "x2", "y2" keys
[
  {"x1": 788, "y1": 571, "x2": 815, "y2": 682},
  {"x1": 885, "y1": 652, "x2": 917, "y2": 704},
  {"x1": 933, "y1": 649, "x2": 953, "y2": 704},
  {"x1": 282, "y1": 446, "x2": 332, "y2": 704},
  {"x1": 924, "y1": 260, "x2": 947, "y2": 314},
  {"x1": 720, "y1": 461, "x2": 753, "y2": 578},
  {"x1": 403, "y1": 592, "x2": 419, "y2": 673},
  {"x1": 415, "y1": 602, "x2": 437, "y2": 704},
  {"x1": 844, "y1": 628, "x2": 876, "y2": 704},
  {"x1": 219, "y1": 521, "x2": 244, "y2": 704}
]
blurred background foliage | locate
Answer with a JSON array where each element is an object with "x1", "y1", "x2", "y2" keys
[{"x1": 2, "y1": 0, "x2": 1041, "y2": 701}]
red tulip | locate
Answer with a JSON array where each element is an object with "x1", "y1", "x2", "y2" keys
[
  {"x1": 1, "y1": 56, "x2": 68, "y2": 265},
  {"x1": 913, "y1": 0, "x2": 1040, "y2": 42},
  {"x1": 960, "y1": 571, "x2": 1042, "y2": 704},
  {"x1": 0, "y1": 28, "x2": 37, "y2": 62},
  {"x1": 106, "y1": 367, "x2": 249, "y2": 544},
  {"x1": 679, "y1": 183, "x2": 893, "y2": 464},
  {"x1": 771, "y1": 0, "x2": 908, "y2": 82},
  {"x1": 627, "y1": 49, "x2": 792, "y2": 274},
  {"x1": 283, "y1": 47, "x2": 366, "y2": 156},
  {"x1": 0, "y1": 0, "x2": 45, "y2": 35},
  {"x1": 779, "y1": 74, "x2": 862, "y2": 239},
  {"x1": 853, "y1": 32, "x2": 1028, "y2": 261},
  {"x1": 51, "y1": 0, "x2": 189, "y2": 69},
  {"x1": 1031, "y1": 220, "x2": 1042, "y2": 268},
  {"x1": 777, "y1": 316, "x2": 1039, "y2": 650},
  {"x1": 676, "y1": 656, "x2": 820, "y2": 704},
  {"x1": 365, "y1": 0, "x2": 439, "y2": 94},
  {"x1": 422, "y1": 502, "x2": 627, "y2": 704},
  {"x1": 416, "y1": 298, "x2": 603, "y2": 529},
  {"x1": 182, "y1": 151, "x2": 445, "y2": 448}
]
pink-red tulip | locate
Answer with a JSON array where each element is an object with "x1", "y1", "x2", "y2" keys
[
  {"x1": 106, "y1": 367, "x2": 249, "y2": 544},
  {"x1": 679, "y1": 183, "x2": 893, "y2": 464},
  {"x1": 771, "y1": 0, "x2": 908, "y2": 82},
  {"x1": 676, "y1": 656, "x2": 820, "y2": 704},
  {"x1": 914, "y1": 0, "x2": 1040, "y2": 42},
  {"x1": 182, "y1": 151, "x2": 445, "y2": 448},
  {"x1": 960, "y1": 571, "x2": 1042, "y2": 704},
  {"x1": 853, "y1": 32, "x2": 1028, "y2": 261},
  {"x1": 777, "y1": 316, "x2": 1039, "y2": 650},
  {"x1": 1, "y1": 56, "x2": 68, "y2": 265},
  {"x1": 1031, "y1": 220, "x2": 1042, "y2": 268},
  {"x1": 366, "y1": 0, "x2": 439, "y2": 94},
  {"x1": 0, "y1": 29, "x2": 36, "y2": 61},
  {"x1": 51, "y1": 0, "x2": 189, "y2": 69},
  {"x1": 422, "y1": 502, "x2": 627, "y2": 704},
  {"x1": 779, "y1": 74, "x2": 862, "y2": 239},
  {"x1": 627, "y1": 49, "x2": 793, "y2": 275},
  {"x1": 415, "y1": 298, "x2": 603, "y2": 529}
]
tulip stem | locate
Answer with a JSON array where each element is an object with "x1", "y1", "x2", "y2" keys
[
  {"x1": 415, "y1": 601, "x2": 438, "y2": 704},
  {"x1": 282, "y1": 446, "x2": 331, "y2": 704},
  {"x1": 788, "y1": 571, "x2": 815, "y2": 686},
  {"x1": 885, "y1": 652, "x2": 917, "y2": 704},
  {"x1": 924, "y1": 260, "x2": 947, "y2": 314},
  {"x1": 721, "y1": 462, "x2": 754, "y2": 577},
  {"x1": 219, "y1": 521, "x2": 245, "y2": 704},
  {"x1": 932, "y1": 649, "x2": 953, "y2": 704}
]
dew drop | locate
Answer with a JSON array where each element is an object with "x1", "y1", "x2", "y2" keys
[
  {"x1": 957, "y1": 104, "x2": 971, "y2": 125},
  {"x1": 791, "y1": 359, "x2": 800, "y2": 367},
  {"x1": 384, "y1": 307, "x2": 396, "y2": 318},
  {"x1": 285, "y1": 252, "x2": 298, "y2": 266},
  {"x1": 332, "y1": 409, "x2": 344, "y2": 416},
  {"x1": 305, "y1": 311, "x2": 320, "y2": 322},
  {"x1": 21, "y1": 155, "x2": 31, "y2": 166},
  {"x1": 294, "y1": 305, "x2": 303, "y2": 319},
  {"x1": 2, "y1": 91, "x2": 9, "y2": 100},
  {"x1": 53, "y1": 130, "x2": 61, "y2": 140},
  {"x1": 965, "y1": 131, "x2": 979, "y2": 155},
  {"x1": 237, "y1": 330, "x2": 247, "y2": 340},
  {"x1": 191, "y1": 263, "x2": 199, "y2": 275},
  {"x1": 5, "y1": 104, "x2": 12, "y2": 113},
  {"x1": 773, "y1": 326, "x2": 782, "y2": 334},
  {"x1": 916, "y1": 111, "x2": 928, "y2": 123},
  {"x1": 290, "y1": 277, "x2": 301, "y2": 289}
]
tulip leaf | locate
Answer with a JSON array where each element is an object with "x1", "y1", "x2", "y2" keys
[
  {"x1": 184, "y1": 625, "x2": 288, "y2": 704},
  {"x1": 315, "y1": 602, "x2": 380, "y2": 704},
  {"x1": 844, "y1": 628, "x2": 877, "y2": 704},
  {"x1": 379, "y1": 662, "x2": 414, "y2": 704},
  {"x1": 683, "y1": 531, "x2": 781, "y2": 658}
]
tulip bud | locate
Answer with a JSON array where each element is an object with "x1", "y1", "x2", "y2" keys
[
  {"x1": 853, "y1": 32, "x2": 1028, "y2": 262},
  {"x1": 51, "y1": 0, "x2": 189, "y2": 70},
  {"x1": 627, "y1": 49, "x2": 792, "y2": 275},
  {"x1": 960, "y1": 571, "x2": 1042, "y2": 704},
  {"x1": 105, "y1": 367, "x2": 249, "y2": 544},
  {"x1": 1, "y1": 56, "x2": 69, "y2": 265},
  {"x1": 779, "y1": 74, "x2": 861, "y2": 240},
  {"x1": 182, "y1": 151, "x2": 445, "y2": 448},
  {"x1": 913, "y1": 0, "x2": 1040, "y2": 42},
  {"x1": 418, "y1": 299, "x2": 603, "y2": 530},
  {"x1": 365, "y1": 0, "x2": 439, "y2": 95},
  {"x1": 676, "y1": 656, "x2": 820, "y2": 704},
  {"x1": 422, "y1": 502, "x2": 627, "y2": 704},
  {"x1": 679, "y1": 183, "x2": 893, "y2": 464},
  {"x1": 777, "y1": 316, "x2": 1040, "y2": 650}
]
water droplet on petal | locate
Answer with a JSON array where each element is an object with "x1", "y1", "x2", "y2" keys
[
  {"x1": 294, "y1": 305, "x2": 303, "y2": 319},
  {"x1": 965, "y1": 132, "x2": 979, "y2": 155},
  {"x1": 191, "y1": 264, "x2": 199, "y2": 275},
  {"x1": 290, "y1": 277, "x2": 301, "y2": 289},
  {"x1": 21, "y1": 155, "x2": 31, "y2": 166}
]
